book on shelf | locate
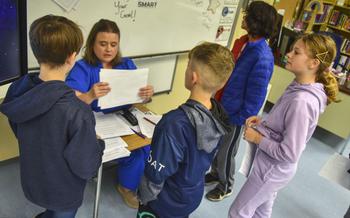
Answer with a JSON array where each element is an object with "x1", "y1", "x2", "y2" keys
[
  {"x1": 339, "y1": 55, "x2": 348, "y2": 65},
  {"x1": 337, "y1": 14, "x2": 348, "y2": 27},
  {"x1": 341, "y1": 39, "x2": 350, "y2": 54},
  {"x1": 302, "y1": 11, "x2": 312, "y2": 22},
  {"x1": 329, "y1": 10, "x2": 341, "y2": 25},
  {"x1": 343, "y1": 17, "x2": 350, "y2": 31},
  {"x1": 336, "y1": 55, "x2": 350, "y2": 71},
  {"x1": 328, "y1": 9, "x2": 350, "y2": 30},
  {"x1": 315, "y1": 5, "x2": 333, "y2": 23}
]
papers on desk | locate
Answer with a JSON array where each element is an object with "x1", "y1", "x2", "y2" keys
[
  {"x1": 94, "y1": 108, "x2": 159, "y2": 163},
  {"x1": 94, "y1": 113, "x2": 132, "y2": 162},
  {"x1": 136, "y1": 114, "x2": 163, "y2": 138},
  {"x1": 239, "y1": 141, "x2": 257, "y2": 177},
  {"x1": 144, "y1": 114, "x2": 162, "y2": 125},
  {"x1": 102, "y1": 137, "x2": 130, "y2": 163},
  {"x1": 98, "y1": 68, "x2": 149, "y2": 109},
  {"x1": 94, "y1": 112, "x2": 134, "y2": 139}
]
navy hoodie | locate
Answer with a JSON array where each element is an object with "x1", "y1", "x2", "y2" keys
[
  {"x1": 0, "y1": 73, "x2": 104, "y2": 211},
  {"x1": 138, "y1": 99, "x2": 231, "y2": 218}
]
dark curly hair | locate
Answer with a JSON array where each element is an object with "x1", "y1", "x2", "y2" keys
[{"x1": 244, "y1": 1, "x2": 277, "y2": 39}]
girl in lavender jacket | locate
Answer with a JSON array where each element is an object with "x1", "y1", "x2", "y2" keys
[{"x1": 229, "y1": 33, "x2": 340, "y2": 218}]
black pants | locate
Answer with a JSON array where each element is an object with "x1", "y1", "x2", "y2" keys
[{"x1": 210, "y1": 124, "x2": 243, "y2": 192}]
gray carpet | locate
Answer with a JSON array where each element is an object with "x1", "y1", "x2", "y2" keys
[{"x1": 0, "y1": 127, "x2": 349, "y2": 218}]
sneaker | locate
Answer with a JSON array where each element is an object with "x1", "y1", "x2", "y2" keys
[
  {"x1": 116, "y1": 184, "x2": 139, "y2": 209},
  {"x1": 205, "y1": 173, "x2": 219, "y2": 185},
  {"x1": 205, "y1": 187, "x2": 233, "y2": 202}
]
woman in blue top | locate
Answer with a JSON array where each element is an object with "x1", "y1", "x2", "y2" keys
[{"x1": 66, "y1": 19, "x2": 153, "y2": 209}]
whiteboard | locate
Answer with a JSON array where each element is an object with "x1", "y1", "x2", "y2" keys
[
  {"x1": 133, "y1": 55, "x2": 177, "y2": 94},
  {"x1": 27, "y1": 0, "x2": 241, "y2": 68}
]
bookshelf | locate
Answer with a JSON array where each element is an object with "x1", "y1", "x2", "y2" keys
[
  {"x1": 326, "y1": 1, "x2": 350, "y2": 93},
  {"x1": 279, "y1": 0, "x2": 350, "y2": 94},
  {"x1": 305, "y1": 0, "x2": 350, "y2": 94}
]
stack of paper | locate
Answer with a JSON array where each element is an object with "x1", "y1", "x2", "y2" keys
[
  {"x1": 102, "y1": 137, "x2": 130, "y2": 163},
  {"x1": 137, "y1": 114, "x2": 163, "y2": 138},
  {"x1": 94, "y1": 108, "x2": 160, "y2": 162},
  {"x1": 94, "y1": 112, "x2": 134, "y2": 162},
  {"x1": 94, "y1": 112, "x2": 134, "y2": 139},
  {"x1": 144, "y1": 114, "x2": 162, "y2": 125}
]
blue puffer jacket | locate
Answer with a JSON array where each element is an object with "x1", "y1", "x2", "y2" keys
[{"x1": 221, "y1": 38, "x2": 274, "y2": 126}]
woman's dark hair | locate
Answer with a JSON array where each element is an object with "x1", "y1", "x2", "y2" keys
[
  {"x1": 244, "y1": 1, "x2": 277, "y2": 39},
  {"x1": 83, "y1": 19, "x2": 122, "y2": 66}
]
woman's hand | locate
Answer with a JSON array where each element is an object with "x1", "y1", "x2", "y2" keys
[
  {"x1": 243, "y1": 127, "x2": 263, "y2": 145},
  {"x1": 75, "y1": 82, "x2": 111, "y2": 105},
  {"x1": 245, "y1": 116, "x2": 261, "y2": 128},
  {"x1": 87, "y1": 82, "x2": 111, "y2": 101},
  {"x1": 139, "y1": 85, "x2": 154, "y2": 103}
]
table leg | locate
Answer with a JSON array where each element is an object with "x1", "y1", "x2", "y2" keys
[{"x1": 93, "y1": 164, "x2": 103, "y2": 218}]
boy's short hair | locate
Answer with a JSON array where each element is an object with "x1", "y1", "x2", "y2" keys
[
  {"x1": 29, "y1": 15, "x2": 83, "y2": 67},
  {"x1": 244, "y1": 1, "x2": 277, "y2": 39},
  {"x1": 188, "y1": 42, "x2": 234, "y2": 92}
]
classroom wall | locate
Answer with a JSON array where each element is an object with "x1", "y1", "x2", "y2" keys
[
  {"x1": 0, "y1": 95, "x2": 18, "y2": 161},
  {"x1": 0, "y1": 84, "x2": 18, "y2": 161},
  {"x1": 0, "y1": 111, "x2": 18, "y2": 161},
  {"x1": 145, "y1": 54, "x2": 190, "y2": 114},
  {"x1": 0, "y1": 84, "x2": 10, "y2": 99},
  {"x1": 273, "y1": 0, "x2": 300, "y2": 25}
]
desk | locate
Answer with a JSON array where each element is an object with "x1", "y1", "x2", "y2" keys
[{"x1": 93, "y1": 105, "x2": 152, "y2": 218}]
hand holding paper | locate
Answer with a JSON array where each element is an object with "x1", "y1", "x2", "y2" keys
[{"x1": 98, "y1": 68, "x2": 149, "y2": 109}]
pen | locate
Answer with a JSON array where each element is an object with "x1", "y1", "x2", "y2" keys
[
  {"x1": 130, "y1": 128, "x2": 146, "y2": 139},
  {"x1": 143, "y1": 117, "x2": 156, "y2": 125}
]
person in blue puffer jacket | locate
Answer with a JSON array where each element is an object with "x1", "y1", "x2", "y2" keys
[{"x1": 205, "y1": 1, "x2": 278, "y2": 201}]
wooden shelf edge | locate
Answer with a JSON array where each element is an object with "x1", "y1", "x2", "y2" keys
[
  {"x1": 333, "y1": 4, "x2": 350, "y2": 10},
  {"x1": 340, "y1": 51, "x2": 350, "y2": 56},
  {"x1": 327, "y1": 24, "x2": 350, "y2": 33}
]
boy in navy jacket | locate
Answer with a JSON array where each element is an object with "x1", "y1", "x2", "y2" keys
[
  {"x1": 137, "y1": 42, "x2": 234, "y2": 218},
  {"x1": 0, "y1": 15, "x2": 104, "y2": 218}
]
